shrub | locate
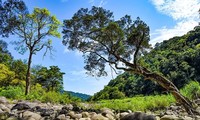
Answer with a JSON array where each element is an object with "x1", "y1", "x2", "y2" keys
[
  {"x1": 181, "y1": 81, "x2": 200, "y2": 100},
  {"x1": 0, "y1": 85, "x2": 79, "y2": 104},
  {"x1": 41, "y1": 91, "x2": 72, "y2": 104},
  {"x1": 0, "y1": 86, "x2": 24, "y2": 99}
]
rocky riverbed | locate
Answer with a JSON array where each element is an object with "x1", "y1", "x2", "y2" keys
[{"x1": 0, "y1": 96, "x2": 200, "y2": 120}]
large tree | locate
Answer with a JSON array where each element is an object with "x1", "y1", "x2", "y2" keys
[
  {"x1": 11, "y1": 8, "x2": 61, "y2": 95},
  {"x1": 62, "y1": 6, "x2": 199, "y2": 115},
  {"x1": 34, "y1": 66, "x2": 65, "y2": 92},
  {"x1": 0, "y1": 0, "x2": 28, "y2": 37}
]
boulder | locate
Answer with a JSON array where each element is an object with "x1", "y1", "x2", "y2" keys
[
  {"x1": 79, "y1": 118, "x2": 91, "y2": 120},
  {"x1": 82, "y1": 112, "x2": 90, "y2": 118},
  {"x1": 75, "y1": 113, "x2": 82, "y2": 119},
  {"x1": 0, "y1": 104, "x2": 10, "y2": 112},
  {"x1": 105, "y1": 113, "x2": 115, "y2": 120},
  {"x1": 91, "y1": 114, "x2": 109, "y2": 120},
  {"x1": 30, "y1": 106, "x2": 41, "y2": 112},
  {"x1": 72, "y1": 104, "x2": 82, "y2": 112},
  {"x1": 62, "y1": 104, "x2": 73, "y2": 111},
  {"x1": 37, "y1": 108, "x2": 54, "y2": 117},
  {"x1": 160, "y1": 115, "x2": 180, "y2": 120},
  {"x1": 11, "y1": 103, "x2": 30, "y2": 111},
  {"x1": 120, "y1": 112, "x2": 129, "y2": 118},
  {"x1": 121, "y1": 112, "x2": 156, "y2": 120},
  {"x1": 101, "y1": 108, "x2": 114, "y2": 116},
  {"x1": 67, "y1": 111, "x2": 76, "y2": 118},
  {"x1": 23, "y1": 110, "x2": 41, "y2": 120},
  {"x1": 0, "y1": 97, "x2": 8, "y2": 104},
  {"x1": 56, "y1": 114, "x2": 66, "y2": 120},
  {"x1": 0, "y1": 112, "x2": 9, "y2": 120},
  {"x1": 6, "y1": 116, "x2": 18, "y2": 120},
  {"x1": 59, "y1": 109, "x2": 68, "y2": 115}
]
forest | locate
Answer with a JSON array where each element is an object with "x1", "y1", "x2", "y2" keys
[{"x1": 0, "y1": 0, "x2": 200, "y2": 119}]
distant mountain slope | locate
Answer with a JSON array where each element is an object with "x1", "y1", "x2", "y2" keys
[
  {"x1": 91, "y1": 26, "x2": 200, "y2": 101},
  {"x1": 67, "y1": 91, "x2": 91, "y2": 100}
]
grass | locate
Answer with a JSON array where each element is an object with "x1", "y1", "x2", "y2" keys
[
  {"x1": 88, "y1": 94, "x2": 175, "y2": 112},
  {"x1": 0, "y1": 85, "x2": 81, "y2": 104}
]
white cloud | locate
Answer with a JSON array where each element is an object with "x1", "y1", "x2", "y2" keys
[
  {"x1": 98, "y1": 0, "x2": 107, "y2": 7},
  {"x1": 88, "y1": 0, "x2": 107, "y2": 7},
  {"x1": 64, "y1": 47, "x2": 83, "y2": 56},
  {"x1": 150, "y1": 0, "x2": 200, "y2": 45},
  {"x1": 89, "y1": 0, "x2": 95, "y2": 5}
]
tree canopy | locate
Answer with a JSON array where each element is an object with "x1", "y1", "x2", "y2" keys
[
  {"x1": 34, "y1": 66, "x2": 65, "y2": 92},
  {"x1": 0, "y1": 0, "x2": 28, "y2": 37},
  {"x1": 63, "y1": 7, "x2": 150, "y2": 77},
  {"x1": 63, "y1": 6, "x2": 199, "y2": 115},
  {"x1": 10, "y1": 7, "x2": 61, "y2": 95}
]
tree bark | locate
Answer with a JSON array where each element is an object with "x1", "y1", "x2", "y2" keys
[
  {"x1": 136, "y1": 67, "x2": 199, "y2": 115},
  {"x1": 25, "y1": 51, "x2": 33, "y2": 95}
]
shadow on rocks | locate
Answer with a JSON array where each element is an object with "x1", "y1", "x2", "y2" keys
[{"x1": 121, "y1": 112, "x2": 156, "y2": 120}]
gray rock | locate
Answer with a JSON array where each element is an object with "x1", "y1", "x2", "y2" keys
[
  {"x1": 79, "y1": 118, "x2": 91, "y2": 120},
  {"x1": 0, "y1": 104, "x2": 10, "y2": 112},
  {"x1": 91, "y1": 114, "x2": 109, "y2": 120},
  {"x1": 169, "y1": 105, "x2": 181, "y2": 111},
  {"x1": 75, "y1": 113, "x2": 82, "y2": 119},
  {"x1": 0, "y1": 97, "x2": 8, "y2": 104},
  {"x1": 160, "y1": 115, "x2": 181, "y2": 120},
  {"x1": 101, "y1": 108, "x2": 114, "y2": 116},
  {"x1": 6, "y1": 116, "x2": 18, "y2": 120},
  {"x1": 30, "y1": 106, "x2": 41, "y2": 112},
  {"x1": 59, "y1": 109, "x2": 68, "y2": 115},
  {"x1": 72, "y1": 104, "x2": 81, "y2": 112},
  {"x1": 89, "y1": 112, "x2": 97, "y2": 118},
  {"x1": 0, "y1": 112, "x2": 9, "y2": 120},
  {"x1": 121, "y1": 112, "x2": 156, "y2": 120},
  {"x1": 127, "y1": 110, "x2": 132, "y2": 113},
  {"x1": 120, "y1": 112, "x2": 129, "y2": 118},
  {"x1": 62, "y1": 104, "x2": 73, "y2": 111},
  {"x1": 194, "y1": 99, "x2": 200, "y2": 105},
  {"x1": 11, "y1": 103, "x2": 30, "y2": 111},
  {"x1": 67, "y1": 111, "x2": 75, "y2": 118},
  {"x1": 82, "y1": 112, "x2": 90, "y2": 118},
  {"x1": 52, "y1": 105, "x2": 63, "y2": 111},
  {"x1": 181, "y1": 116, "x2": 193, "y2": 120},
  {"x1": 105, "y1": 113, "x2": 115, "y2": 120},
  {"x1": 57, "y1": 114, "x2": 66, "y2": 120},
  {"x1": 38, "y1": 108, "x2": 54, "y2": 116},
  {"x1": 165, "y1": 110, "x2": 174, "y2": 115},
  {"x1": 23, "y1": 110, "x2": 41, "y2": 120}
]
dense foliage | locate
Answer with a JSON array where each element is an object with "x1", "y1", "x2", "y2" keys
[
  {"x1": 88, "y1": 81, "x2": 200, "y2": 112},
  {"x1": 67, "y1": 91, "x2": 91, "y2": 101},
  {"x1": 0, "y1": 39, "x2": 81, "y2": 103},
  {"x1": 91, "y1": 26, "x2": 200, "y2": 100}
]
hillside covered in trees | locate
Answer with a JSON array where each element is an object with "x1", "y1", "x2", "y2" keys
[{"x1": 91, "y1": 26, "x2": 200, "y2": 101}]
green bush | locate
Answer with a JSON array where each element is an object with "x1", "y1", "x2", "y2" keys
[
  {"x1": 181, "y1": 81, "x2": 200, "y2": 100},
  {"x1": 0, "y1": 86, "x2": 24, "y2": 99},
  {"x1": 41, "y1": 91, "x2": 72, "y2": 104},
  {"x1": 26, "y1": 84, "x2": 45, "y2": 101},
  {"x1": 0, "y1": 85, "x2": 79, "y2": 104}
]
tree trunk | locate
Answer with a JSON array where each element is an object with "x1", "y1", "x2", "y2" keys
[
  {"x1": 25, "y1": 52, "x2": 33, "y2": 95},
  {"x1": 136, "y1": 67, "x2": 199, "y2": 115}
]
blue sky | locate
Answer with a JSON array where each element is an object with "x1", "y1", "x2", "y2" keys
[{"x1": 6, "y1": 0, "x2": 200, "y2": 95}]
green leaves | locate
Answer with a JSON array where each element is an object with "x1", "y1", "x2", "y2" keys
[
  {"x1": 33, "y1": 66, "x2": 65, "y2": 92},
  {"x1": 0, "y1": 64, "x2": 15, "y2": 86},
  {"x1": 13, "y1": 7, "x2": 61, "y2": 55},
  {"x1": 63, "y1": 6, "x2": 150, "y2": 76}
]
